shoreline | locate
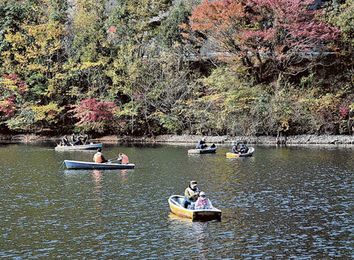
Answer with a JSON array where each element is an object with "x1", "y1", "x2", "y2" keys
[{"x1": 1, "y1": 134, "x2": 353, "y2": 145}]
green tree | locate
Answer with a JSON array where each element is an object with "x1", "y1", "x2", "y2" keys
[
  {"x1": 325, "y1": 0, "x2": 353, "y2": 55},
  {"x1": 158, "y1": 1, "x2": 191, "y2": 48},
  {"x1": 0, "y1": 1, "x2": 31, "y2": 59},
  {"x1": 180, "y1": 66, "x2": 261, "y2": 135}
]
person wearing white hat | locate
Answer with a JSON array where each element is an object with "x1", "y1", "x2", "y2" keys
[{"x1": 195, "y1": 191, "x2": 213, "y2": 210}]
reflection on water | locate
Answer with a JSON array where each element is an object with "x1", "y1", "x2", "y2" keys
[
  {"x1": 168, "y1": 212, "x2": 221, "y2": 259},
  {"x1": 92, "y1": 170, "x2": 103, "y2": 186},
  {"x1": 168, "y1": 212, "x2": 193, "y2": 223},
  {"x1": 0, "y1": 144, "x2": 353, "y2": 258}
]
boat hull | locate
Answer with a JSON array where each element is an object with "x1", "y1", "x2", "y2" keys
[
  {"x1": 226, "y1": 147, "x2": 255, "y2": 158},
  {"x1": 55, "y1": 143, "x2": 103, "y2": 151},
  {"x1": 168, "y1": 195, "x2": 221, "y2": 221},
  {"x1": 64, "y1": 160, "x2": 135, "y2": 169},
  {"x1": 188, "y1": 147, "x2": 217, "y2": 154}
]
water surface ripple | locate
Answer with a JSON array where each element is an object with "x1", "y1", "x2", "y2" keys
[{"x1": 0, "y1": 144, "x2": 352, "y2": 258}]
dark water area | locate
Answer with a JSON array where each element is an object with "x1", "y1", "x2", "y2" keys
[{"x1": 0, "y1": 143, "x2": 353, "y2": 258}]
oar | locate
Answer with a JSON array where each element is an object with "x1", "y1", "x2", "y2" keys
[{"x1": 58, "y1": 161, "x2": 65, "y2": 170}]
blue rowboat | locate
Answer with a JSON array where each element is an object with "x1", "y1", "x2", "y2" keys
[
  {"x1": 64, "y1": 160, "x2": 135, "y2": 169},
  {"x1": 168, "y1": 195, "x2": 221, "y2": 221},
  {"x1": 55, "y1": 143, "x2": 103, "y2": 151},
  {"x1": 188, "y1": 146, "x2": 217, "y2": 154}
]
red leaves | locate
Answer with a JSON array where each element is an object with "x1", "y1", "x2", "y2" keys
[
  {"x1": 47, "y1": 110, "x2": 57, "y2": 116},
  {"x1": 2, "y1": 73, "x2": 27, "y2": 94},
  {"x1": 0, "y1": 95, "x2": 16, "y2": 118},
  {"x1": 0, "y1": 74, "x2": 27, "y2": 119},
  {"x1": 108, "y1": 26, "x2": 117, "y2": 33},
  {"x1": 248, "y1": 0, "x2": 338, "y2": 47},
  {"x1": 3, "y1": 73, "x2": 18, "y2": 81},
  {"x1": 190, "y1": 0, "x2": 244, "y2": 32},
  {"x1": 69, "y1": 98, "x2": 118, "y2": 127},
  {"x1": 339, "y1": 106, "x2": 350, "y2": 120},
  {"x1": 187, "y1": 0, "x2": 339, "y2": 76}
]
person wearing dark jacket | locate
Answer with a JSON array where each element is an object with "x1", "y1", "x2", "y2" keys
[
  {"x1": 239, "y1": 144, "x2": 249, "y2": 154},
  {"x1": 196, "y1": 138, "x2": 208, "y2": 149}
]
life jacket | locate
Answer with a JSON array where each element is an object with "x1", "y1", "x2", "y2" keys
[
  {"x1": 93, "y1": 152, "x2": 103, "y2": 163},
  {"x1": 196, "y1": 198, "x2": 209, "y2": 209},
  {"x1": 120, "y1": 153, "x2": 129, "y2": 164}
]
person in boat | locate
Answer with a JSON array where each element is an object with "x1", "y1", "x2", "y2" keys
[
  {"x1": 82, "y1": 133, "x2": 89, "y2": 145},
  {"x1": 60, "y1": 135, "x2": 70, "y2": 146},
  {"x1": 71, "y1": 133, "x2": 76, "y2": 144},
  {"x1": 93, "y1": 148, "x2": 108, "y2": 163},
  {"x1": 231, "y1": 141, "x2": 240, "y2": 153},
  {"x1": 117, "y1": 153, "x2": 129, "y2": 164},
  {"x1": 72, "y1": 134, "x2": 83, "y2": 145},
  {"x1": 195, "y1": 191, "x2": 213, "y2": 210},
  {"x1": 183, "y1": 180, "x2": 200, "y2": 209},
  {"x1": 239, "y1": 144, "x2": 249, "y2": 154},
  {"x1": 196, "y1": 137, "x2": 208, "y2": 149}
]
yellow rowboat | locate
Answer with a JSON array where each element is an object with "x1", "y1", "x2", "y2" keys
[
  {"x1": 226, "y1": 147, "x2": 255, "y2": 158},
  {"x1": 168, "y1": 195, "x2": 221, "y2": 221}
]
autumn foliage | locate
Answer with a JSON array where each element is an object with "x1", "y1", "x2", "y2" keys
[
  {"x1": 69, "y1": 99, "x2": 118, "y2": 132},
  {"x1": 0, "y1": 74, "x2": 27, "y2": 119},
  {"x1": 186, "y1": 0, "x2": 339, "y2": 82},
  {"x1": 0, "y1": 0, "x2": 352, "y2": 135}
]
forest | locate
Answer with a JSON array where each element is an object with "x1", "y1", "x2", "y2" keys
[{"x1": 0, "y1": 0, "x2": 353, "y2": 137}]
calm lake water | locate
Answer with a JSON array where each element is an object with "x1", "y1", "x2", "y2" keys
[{"x1": 0, "y1": 143, "x2": 353, "y2": 258}]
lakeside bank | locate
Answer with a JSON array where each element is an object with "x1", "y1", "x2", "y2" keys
[{"x1": 1, "y1": 134, "x2": 353, "y2": 145}]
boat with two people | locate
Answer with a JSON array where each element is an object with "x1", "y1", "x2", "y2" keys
[
  {"x1": 168, "y1": 195, "x2": 221, "y2": 221},
  {"x1": 226, "y1": 142, "x2": 255, "y2": 158},
  {"x1": 188, "y1": 137, "x2": 217, "y2": 154},
  {"x1": 64, "y1": 160, "x2": 135, "y2": 169},
  {"x1": 64, "y1": 148, "x2": 134, "y2": 169}
]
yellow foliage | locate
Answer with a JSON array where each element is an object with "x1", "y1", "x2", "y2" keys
[
  {"x1": 25, "y1": 21, "x2": 64, "y2": 58},
  {"x1": 2, "y1": 21, "x2": 65, "y2": 76},
  {"x1": 0, "y1": 100, "x2": 10, "y2": 106},
  {"x1": 27, "y1": 64, "x2": 45, "y2": 71},
  {"x1": 80, "y1": 61, "x2": 104, "y2": 70},
  {"x1": 0, "y1": 78, "x2": 18, "y2": 91},
  {"x1": 46, "y1": 84, "x2": 56, "y2": 96},
  {"x1": 106, "y1": 43, "x2": 142, "y2": 96},
  {"x1": 313, "y1": 93, "x2": 338, "y2": 113},
  {"x1": 30, "y1": 103, "x2": 63, "y2": 123}
]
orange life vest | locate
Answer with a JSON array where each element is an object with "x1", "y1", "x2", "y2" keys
[
  {"x1": 120, "y1": 153, "x2": 129, "y2": 164},
  {"x1": 93, "y1": 152, "x2": 103, "y2": 163}
]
